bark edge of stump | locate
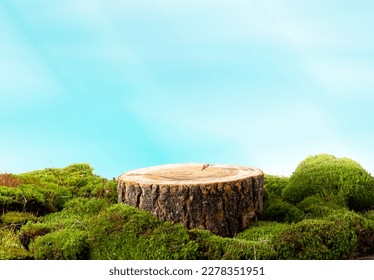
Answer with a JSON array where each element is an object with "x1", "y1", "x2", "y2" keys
[{"x1": 117, "y1": 163, "x2": 264, "y2": 237}]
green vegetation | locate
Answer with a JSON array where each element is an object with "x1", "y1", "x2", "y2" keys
[
  {"x1": 1, "y1": 154, "x2": 374, "y2": 260},
  {"x1": 263, "y1": 174, "x2": 289, "y2": 197},
  {"x1": 262, "y1": 194, "x2": 304, "y2": 223},
  {"x1": 1, "y1": 212, "x2": 37, "y2": 231},
  {"x1": 296, "y1": 196, "x2": 339, "y2": 219},
  {"x1": 282, "y1": 154, "x2": 374, "y2": 211},
  {"x1": 274, "y1": 217, "x2": 356, "y2": 259},
  {"x1": 262, "y1": 175, "x2": 303, "y2": 222}
]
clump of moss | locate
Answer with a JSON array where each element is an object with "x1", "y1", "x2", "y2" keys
[
  {"x1": 24, "y1": 198, "x2": 199, "y2": 260},
  {"x1": 262, "y1": 194, "x2": 304, "y2": 223},
  {"x1": 272, "y1": 209, "x2": 374, "y2": 259},
  {"x1": 19, "y1": 198, "x2": 106, "y2": 251},
  {"x1": 234, "y1": 221, "x2": 289, "y2": 259},
  {"x1": 19, "y1": 163, "x2": 118, "y2": 204},
  {"x1": 363, "y1": 210, "x2": 374, "y2": 222},
  {"x1": 296, "y1": 196, "x2": 340, "y2": 219},
  {"x1": 19, "y1": 222, "x2": 55, "y2": 250},
  {"x1": 0, "y1": 228, "x2": 33, "y2": 260},
  {"x1": 282, "y1": 154, "x2": 374, "y2": 211},
  {"x1": 0, "y1": 164, "x2": 117, "y2": 216},
  {"x1": 87, "y1": 203, "x2": 199, "y2": 259},
  {"x1": 264, "y1": 175, "x2": 289, "y2": 197},
  {"x1": 29, "y1": 229, "x2": 89, "y2": 260},
  {"x1": 274, "y1": 218, "x2": 357, "y2": 259},
  {"x1": 262, "y1": 175, "x2": 303, "y2": 223},
  {"x1": 188, "y1": 229, "x2": 262, "y2": 260},
  {"x1": 326, "y1": 210, "x2": 374, "y2": 258},
  {"x1": 0, "y1": 185, "x2": 53, "y2": 215},
  {"x1": 1, "y1": 211, "x2": 37, "y2": 231},
  {"x1": 260, "y1": 174, "x2": 303, "y2": 222},
  {"x1": 236, "y1": 221, "x2": 289, "y2": 242},
  {"x1": 0, "y1": 247, "x2": 33, "y2": 260}
]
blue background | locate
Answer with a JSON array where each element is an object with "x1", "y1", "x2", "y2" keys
[{"x1": 1, "y1": 0, "x2": 374, "y2": 178}]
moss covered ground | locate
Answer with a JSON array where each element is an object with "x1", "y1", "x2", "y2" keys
[{"x1": 1, "y1": 154, "x2": 374, "y2": 260}]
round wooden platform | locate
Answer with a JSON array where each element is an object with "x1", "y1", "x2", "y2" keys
[
  {"x1": 119, "y1": 163, "x2": 263, "y2": 185},
  {"x1": 117, "y1": 163, "x2": 264, "y2": 237}
]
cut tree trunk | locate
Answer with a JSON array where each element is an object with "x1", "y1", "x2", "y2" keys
[{"x1": 117, "y1": 163, "x2": 264, "y2": 237}]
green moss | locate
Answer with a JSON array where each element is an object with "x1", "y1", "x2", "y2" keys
[
  {"x1": 282, "y1": 154, "x2": 374, "y2": 211},
  {"x1": 86, "y1": 203, "x2": 161, "y2": 259},
  {"x1": 264, "y1": 175, "x2": 289, "y2": 197},
  {"x1": 269, "y1": 210, "x2": 374, "y2": 259},
  {"x1": 363, "y1": 210, "x2": 374, "y2": 222},
  {"x1": 76, "y1": 179, "x2": 118, "y2": 204},
  {"x1": 19, "y1": 163, "x2": 94, "y2": 188},
  {"x1": 19, "y1": 163, "x2": 117, "y2": 204},
  {"x1": 29, "y1": 229, "x2": 89, "y2": 260},
  {"x1": 189, "y1": 229, "x2": 270, "y2": 260},
  {"x1": 1, "y1": 212, "x2": 37, "y2": 231},
  {"x1": 90, "y1": 220, "x2": 198, "y2": 260},
  {"x1": 63, "y1": 197, "x2": 108, "y2": 215},
  {"x1": 236, "y1": 221, "x2": 289, "y2": 242},
  {"x1": 262, "y1": 175, "x2": 303, "y2": 223},
  {"x1": 261, "y1": 194, "x2": 304, "y2": 223},
  {"x1": 235, "y1": 221, "x2": 289, "y2": 259},
  {"x1": 90, "y1": 203, "x2": 161, "y2": 235},
  {"x1": 274, "y1": 218, "x2": 357, "y2": 259},
  {"x1": 296, "y1": 196, "x2": 341, "y2": 219},
  {"x1": 325, "y1": 210, "x2": 374, "y2": 257},
  {"x1": 0, "y1": 228, "x2": 33, "y2": 260},
  {"x1": 87, "y1": 204, "x2": 198, "y2": 259},
  {"x1": 0, "y1": 185, "x2": 52, "y2": 215},
  {"x1": 1, "y1": 162, "x2": 115, "y2": 216},
  {"x1": 140, "y1": 223, "x2": 199, "y2": 259},
  {"x1": 24, "y1": 200, "x2": 198, "y2": 260},
  {"x1": 0, "y1": 247, "x2": 33, "y2": 260},
  {"x1": 19, "y1": 222, "x2": 55, "y2": 250}
]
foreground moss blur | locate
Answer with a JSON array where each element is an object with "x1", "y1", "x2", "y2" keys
[{"x1": 1, "y1": 155, "x2": 374, "y2": 260}]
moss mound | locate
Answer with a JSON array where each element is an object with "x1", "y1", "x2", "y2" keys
[
  {"x1": 262, "y1": 175, "x2": 303, "y2": 222},
  {"x1": 22, "y1": 198, "x2": 199, "y2": 260},
  {"x1": 0, "y1": 185, "x2": 54, "y2": 215},
  {"x1": 273, "y1": 209, "x2": 374, "y2": 259},
  {"x1": 19, "y1": 163, "x2": 118, "y2": 204},
  {"x1": 262, "y1": 194, "x2": 303, "y2": 222},
  {"x1": 274, "y1": 218, "x2": 356, "y2": 259},
  {"x1": 326, "y1": 210, "x2": 374, "y2": 257},
  {"x1": 0, "y1": 228, "x2": 33, "y2": 260},
  {"x1": 282, "y1": 154, "x2": 374, "y2": 211},
  {"x1": 1, "y1": 212, "x2": 38, "y2": 231},
  {"x1": 263, "y1": 175, "x2": 289, "y2": 197},
  {"x1": 296, "y1": 196, "x2": 340, "y2": 219},
  {"x1": 30, "y1": 229, "x2": 89, "y2": 260},
  {"x1": 0, "y1": 164, "x2": 117, "y2": 216}
]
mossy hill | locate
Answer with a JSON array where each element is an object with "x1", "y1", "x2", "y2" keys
[{"x1": 1, "y1": 155, "x2": 374, "y2": 260}]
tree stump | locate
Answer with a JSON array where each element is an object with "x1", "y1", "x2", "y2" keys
[{"x1": 117, "y1": 163, "x2": 264, "y2": 237}]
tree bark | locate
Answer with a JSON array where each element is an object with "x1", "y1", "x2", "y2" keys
[{"x1": 117, "y1": 163, "x2": 264, "y2": 237}]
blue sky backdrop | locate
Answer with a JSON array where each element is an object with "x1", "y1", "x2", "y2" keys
[{"x1": 1, "y1": 0, "x2": 374, "y2": 178}]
